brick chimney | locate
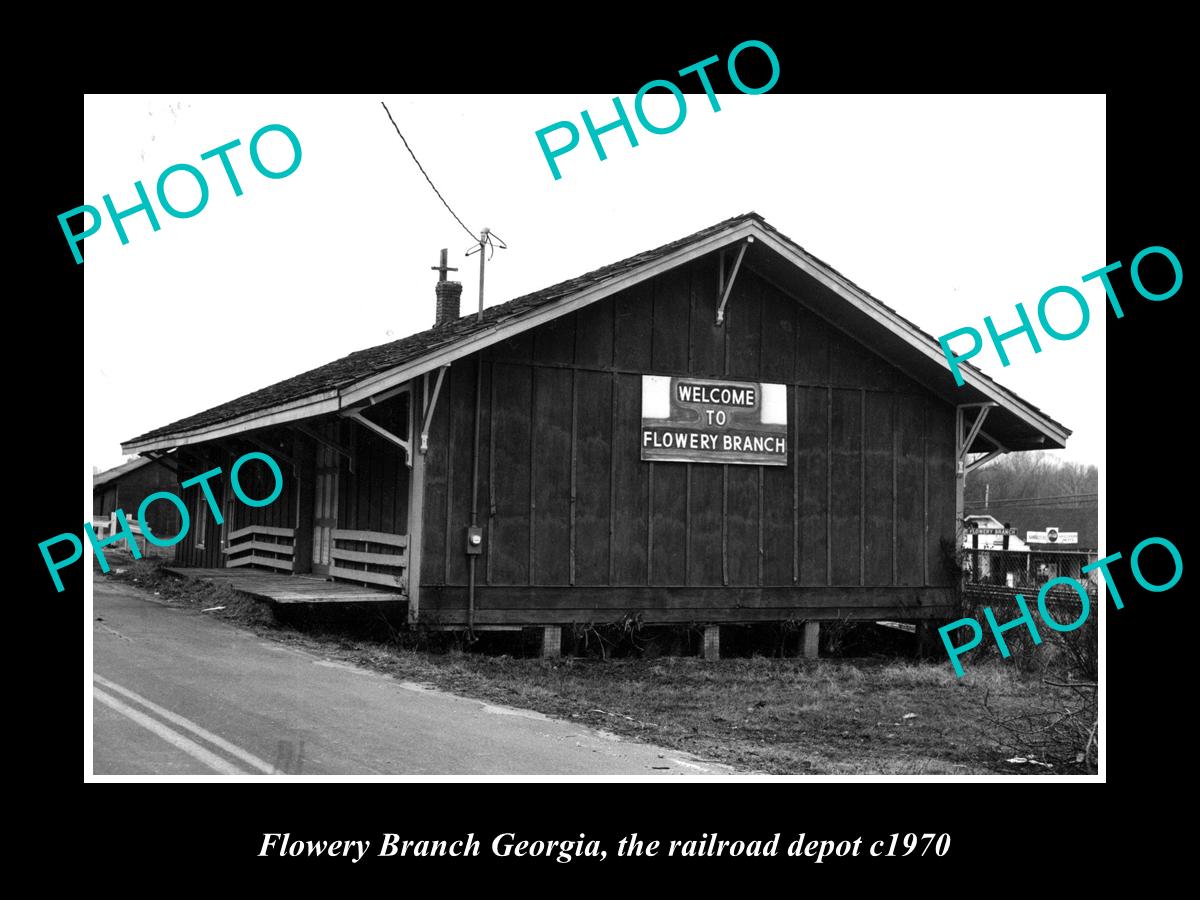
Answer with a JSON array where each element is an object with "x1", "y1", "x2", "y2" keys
[
  {"x1": 431, "y1": 247, "x2": 462, "y2": 327},
  {"x1": 435, "y1": 280, "x2": 463, "y2": 326}
]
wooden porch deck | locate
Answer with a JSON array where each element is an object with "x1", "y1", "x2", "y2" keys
[{"x1": 163, "y1": 567, "x2": 404, "y2": 604}]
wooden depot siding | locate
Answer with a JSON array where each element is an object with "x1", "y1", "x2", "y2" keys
[
  {"x1": 417, "y1": 253, "x2": 958, "y2": 626},
  {"x1": 173, "y1": 440, "x2": 298, "y2": 570},
  {"x1": 336, "y1": 403, "x2": 411, "y2": 537},
  {"x1": 172, "y1": 399, "x2": 412, "y2": 581},
  {"x1": 174, "y1": 447, "x2": 228, "y2": 570},
  {"x1": 225, "y1": 450, "x2": 297, "y2": 531}
]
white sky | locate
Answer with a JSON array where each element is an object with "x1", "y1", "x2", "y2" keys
[{"x1": 83, "y1": 94, "x2": 1105, "y2": 473}]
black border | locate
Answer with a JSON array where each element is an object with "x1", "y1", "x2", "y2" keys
[{"x1": 45, "y1": 52, "x2": 1173, "y2": 880}]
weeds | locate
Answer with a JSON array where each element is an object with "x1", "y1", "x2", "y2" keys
[{"x1": 961, "y1": 597, "x2": 1097, "y2": 773}]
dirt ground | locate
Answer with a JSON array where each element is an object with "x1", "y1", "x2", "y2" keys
[{"x1": 98, "y1": 557, "x2": 1097, "y2": 775}]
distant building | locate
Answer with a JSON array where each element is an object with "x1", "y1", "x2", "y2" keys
[
  {"x1": 962, "y1": 513, "x2": 1029, "y2": 551},
  {"x1": 963, "y1": 499, "x2": 1098, "y2": 595},
  {"x1": 93, "y1": 457, "x2": 180, "y2": 556}
]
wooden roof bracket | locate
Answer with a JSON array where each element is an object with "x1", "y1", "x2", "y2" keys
[
  {"x1": 341, "y1": 407, "x2": 412, "y2": 467},
  {"x1": 957, "y1": 403, "x2": 1009, "y2": 475},
  {"x1": 715, "y1": 236, "x2": 754, "y2": 326},
  {"x1": 339, "y1": 377, "x2": 427, "y2": 468},
  {"x1": 966, "y1": 450, "x2": 1004, "y2": 475},
  {"x1": 419, "y1": 365, "x2": 449, "y2": 453},
  {"x1": 364, "y1": 381, "x2": 413, "y2": 407},
  {"x1": 968, "y1": 428, "x2": 1009, "y2": 475}
]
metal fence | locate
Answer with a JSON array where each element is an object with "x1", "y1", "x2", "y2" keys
[{"x1": 962, "y1": 548, "x2": 1098, "y2": 606}]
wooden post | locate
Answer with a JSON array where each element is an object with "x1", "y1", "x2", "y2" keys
[
  {"x1": 407, "y1": 383, "x2": 427, "y2": 625},
  {"x1": 292, "y1": 432, "x2": 315, "y2": 574},
  {"x1": 541, "y1": 626, "x2": 562, "y2": 659},
  {"x1": 914, "y1": 621, "x2": 936, "y2": 659},
  {"x1": 802, "y1": 622, "x2": 821, "y2": 659},
  {"x1": 954, "y1": 407, "x2": 965, "y2": 554},
  {"x1": 703, "y1": 625, "x2": 720, "y2": 661},
  {"x1": 955, "y1": 403, "x2": 1000, "y2": 575}
]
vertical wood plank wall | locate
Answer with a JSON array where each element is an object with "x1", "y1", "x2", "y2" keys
[
  {"x1": 174, "y1": 445, "x2": 297, "y2": 570},
  {"x1": 418, "y1": 254, "x2": 958, "y2": 623},
  {"x1": 336, "y1": 401, "x2": 410, "y2": 537},
  {"x1": 172, "y1": 394, "x2": 413, "y2": 572}
]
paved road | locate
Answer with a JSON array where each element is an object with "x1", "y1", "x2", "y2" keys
[{"x1": 92, "y1": 581, "x2": 730, "y2": 776}]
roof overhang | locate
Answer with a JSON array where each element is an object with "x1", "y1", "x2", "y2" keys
[
  {"x1": 122, "y1": 218, "x2": 1067, "y2": 455},
  {"x1": 92, "y1": 456, "x2": 153, "y2": 486},
  {"x1": 123, "y1": 391, "x2": 340, "y2": 454}
]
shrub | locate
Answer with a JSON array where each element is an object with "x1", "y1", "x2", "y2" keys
[{"x1": 964, "y1": 596, "x2": 1097, "y2": 773}]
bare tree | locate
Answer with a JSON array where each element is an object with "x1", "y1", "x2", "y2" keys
[{"x1": 966, "y1": 451, "x2": 1096, "y2": 503}]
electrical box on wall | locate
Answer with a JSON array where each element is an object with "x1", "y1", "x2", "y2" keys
[{"x1": 465, "y1": 525, "x2": 483, "y2": 555}]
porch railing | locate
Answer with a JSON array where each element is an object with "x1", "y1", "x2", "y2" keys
[
  {"x1": 328, "y1": 529, "x2": 407, "y2": 592},
  {"x1": 223, "y1": 525, "x2": 295, "y2": 572}
]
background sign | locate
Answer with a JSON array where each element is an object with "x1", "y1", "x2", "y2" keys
[
  {"x1": 965, "y1": 526, "x2": 1017, "y2": 535},
  {"x1": 1026, "y1": 527, "x2": 1078, "y2": 544},
  {"x1": 641, "y1": 375, "x2": 787, "y2": 465}
]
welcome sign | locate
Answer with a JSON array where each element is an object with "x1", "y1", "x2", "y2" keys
[{"x1": 641, "y1": 375, "x2": 787, "y2": 465}]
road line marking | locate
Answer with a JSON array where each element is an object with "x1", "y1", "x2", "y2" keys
[
  {"x1": 93, "y1": 687, "x2": 246, "y2": 775},
  {"x1": 93, "y1": 674, "x2": 276, "y2": 774}
]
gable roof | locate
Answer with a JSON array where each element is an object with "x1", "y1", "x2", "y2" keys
[
  {"x1": 93, "y1": 456, "x2": 153, "y2": 487},
  {"x1": 965, "y1": 514, "x2": 1003, "y2": 527},
  {"x1": 123, "y1": 212, "x2": 1070, "y2": 454}
]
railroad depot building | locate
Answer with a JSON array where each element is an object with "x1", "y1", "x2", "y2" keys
[{"x1": 122, "y1": 213, "x2": 1070, "y2": 655}]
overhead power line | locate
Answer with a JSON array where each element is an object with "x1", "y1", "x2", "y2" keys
[
  {"x1": 964, "y1": 494, "x2": 1099, "y2": 508},
  {"x1": 380, "y1": 101, "x2": 476, "y2": 243}
]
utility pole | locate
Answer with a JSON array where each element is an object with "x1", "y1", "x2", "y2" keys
[
  {"x1": 475, "y1": 228, "x2": 488, "y2": 321},
  {"x1": 465, "y1": 227, "x2": 507, "y2": 321}
]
